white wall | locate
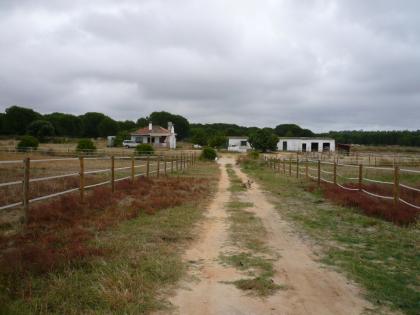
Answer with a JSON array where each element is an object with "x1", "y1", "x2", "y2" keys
[
  {"x1": 277, "y1": 139, "x2": 335, "y2": 152},
  {"x1": 228, "y1": 138, "x2": 251, "y2": 152}
]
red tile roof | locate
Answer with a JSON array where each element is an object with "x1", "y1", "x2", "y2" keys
[{"x1": 131, "y1": 125, "x2": 171, "y2": 135}]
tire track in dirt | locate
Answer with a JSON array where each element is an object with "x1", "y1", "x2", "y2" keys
[{"x1": 161, "y1": 157, "x2": 373, "y2": 315}]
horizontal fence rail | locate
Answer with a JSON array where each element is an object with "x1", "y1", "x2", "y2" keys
[
  {"x1": 263, "y1": 155, "x2": 420, "y2": 211},
  {"x1": 0, "y1": 152, "x2": 198, "y2": 222}
]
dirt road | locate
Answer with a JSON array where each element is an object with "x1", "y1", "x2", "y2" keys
[{"x1": 165, "y1": 157, "x2": 372, "y2": 315}]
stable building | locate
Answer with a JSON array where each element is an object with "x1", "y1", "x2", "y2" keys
[
  {"x1": 228, "y1": 136, "x2": 252, "y2": 152},
  {"x1": 277, "y1": 137, "x2": 335, "y2": 152},
  {"x1": 130, "y1": 122, "x2": 176, "y2": 149}
]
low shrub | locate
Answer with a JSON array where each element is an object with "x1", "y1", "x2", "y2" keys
[
  {"x1": 136, "y1": 143, "x2": 154, "y2": 155},
  {"x1": 76, "y1": 139, "x2": 96, "y2": 153},
  {"x1": 16, "y1": 135, "x2": 39, "y2": 151},
  {"x1": 200, "y1": 147, "x2": 217, "y2": 160}
]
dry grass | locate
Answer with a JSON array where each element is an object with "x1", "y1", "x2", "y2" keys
[{"x1": 0, "y1": 174, "x2": 212, "y2": 300}]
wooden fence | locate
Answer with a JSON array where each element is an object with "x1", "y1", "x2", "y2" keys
[
  {"x1": 0, "y1": 152, "x2": 198, "y2": 222},
  {"x1": 264, "y1": 156, "x2": 420, "y2": 210}
]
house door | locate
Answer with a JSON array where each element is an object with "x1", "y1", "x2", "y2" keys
[
  {"x1": 282, "y1": 141, "x2": 287, "y2": 151},
  {"x1": 302, "y1": 143, "x2": 307, "y2": 152},
  {"x1": 323, "y1": 143, "x2": 330, "y2": 152},
  {"x1": 311, "y1": 142, "x2": 319, "y2": 152}
]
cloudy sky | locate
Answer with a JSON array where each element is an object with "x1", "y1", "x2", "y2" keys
[{"x1": 0, "y1": 0, "x2": 419, "y2": 131}]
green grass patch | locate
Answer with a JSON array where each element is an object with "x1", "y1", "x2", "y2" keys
[
  {"x1": 241, "y1": 159, "x2": 420, "y2": 315},
  {"x1": 219, "y1": 252, "x2": 283, "y2": 296},
  {"x1": 226, "y1": 164, "x2": 246, "y2": 192}
]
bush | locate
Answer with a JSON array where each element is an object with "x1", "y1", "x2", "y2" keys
[
  {"x1": 136, "y1": 144, "x2": 154, "y2": 155},
  {"x1": 76, "y1": 139, "x2": 96, "y2": 153},
  {"x1": 27, "y1": 120, "x2": 55, "y2": 142},
  {"x1": 248, "y1": 150, "x2": 260, "y2": 159},
  {"x1": 16, "y1": 135, "x2": 39, "y2": 151},
  {"x1": 200, "y1": 147, "x2": 217, "y2": 160}
]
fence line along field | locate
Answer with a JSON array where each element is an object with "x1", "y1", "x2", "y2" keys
[
  {"x1": 263, "y1": 154, "x2": 420, "y2": 225},
  {"x1": 0, "y1": 151, "x2": 197, "y2": 223}
]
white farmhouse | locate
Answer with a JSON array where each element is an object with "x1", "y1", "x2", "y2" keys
[
  {"x1": 277, "y1": 137, "x2": 335, "y2": 152},
  {"x1": 130, "y1": 122, "x2": 176, "y2": 149},
  {"x1": 228, "y1": 136, "x2": 252, "y2": 152}
]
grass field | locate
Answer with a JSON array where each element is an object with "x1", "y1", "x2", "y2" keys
[
  {"x1": 241, "y1": 159, "x2": 419, "y2": 315},
  {"x1": 0, "y1": 161, "x2": 219, "y2": 314}
]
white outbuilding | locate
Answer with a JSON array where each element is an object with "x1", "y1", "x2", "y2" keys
[
  {"x1": 277, "y1": 137, "x2": 335, "y2": 152},
  {"x1": 228, "y1": 136, "x2": 252, "y2": 152}
]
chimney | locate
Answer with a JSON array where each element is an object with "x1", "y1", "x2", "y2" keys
[
  {"x1": 148, "y1": 122, "x2": 152, "y2": 131},
  {"x1": 168, "y1": 121, "x2": 173, "y2": 132}
]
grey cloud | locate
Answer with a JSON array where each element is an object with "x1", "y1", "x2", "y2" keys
[{"x1": 0, "y1": 0, "x2": 419, "y2": 131}]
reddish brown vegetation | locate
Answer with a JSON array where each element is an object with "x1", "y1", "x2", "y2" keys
[
  {"x1": 0, "y1": 176, "x2": 210, "y2": 286},
  {"x1": 307, "y1": 182, "x2": 419, "y2": 225}
]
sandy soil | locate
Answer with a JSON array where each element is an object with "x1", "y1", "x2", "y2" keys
[{"x1": 163, "y1": 157, "x2": 373, "y2": 315}]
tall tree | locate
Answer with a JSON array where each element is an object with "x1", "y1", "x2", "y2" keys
[
  {"x1": 149, "y1": 111, "x2": 190, "y2": 139},
  {"x1": 136, "y1": 117, "x2": 148, "y2": 128},
  {"x1": 274, "y1": 124, "x2": 314, "y2": 137},
  {"x1": 44, "y1": 112, "x2": 82, "y2": 137},
  {"x1": 98, "y1": 117, "x2": 119, "y2": 137},
  {"x1": 248, "y1": 129, "x2": 278, "y2": 152},
  {"x1": 80, "y1": 112, "x2": 106, "y2": 138},
  {"x1": 3, "y1": 106, "x2": 42, "y2": 135},
  {"x1": 27, "y1": 120, "x2": 55, "y2": 141}
]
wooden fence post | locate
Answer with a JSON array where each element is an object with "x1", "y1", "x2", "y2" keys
[
  {"x1": 317, "y1": 160, "x2": 321, "y2": 187},
  {"x1": 111, "y1": 156, "x2": 115, "y2": 193},
  {"x1": 289, "y1": 158, "x2": 292, "y2": 176},
  {"x1": 358, "y1": 164, "x2": 363, "y2": 191},
  {"x1": 146, "y1": 155, "x2": 150, "y2": 177},
  {"x1": 23, "y1": 157, "x2": 30, "y2": 223},
  {"x1": 333, "y1": 162, "x2": 337, "y2": 185},
  {"x1": 176, "y1": 154, "x2": 179, "y2": 171},
  {"x1": 164, "y1": 156, "x2": 167, "y2": 175},
  {"x1": 305, "y1": 159, "x2": 308, "y2": 180},
  {"x1": 131, "y1": 155, "x2": 135, "y2": 182},
  {"x1": 296, "y1": 158, "x2": 299, "y2": 178},
  {"x1": 79, "y1": 156, "x2": 85, "y2": 203},
  {"x1": 393, "y1": 165, "x2": 400, "y2": 207},
  {"x1": 171, "y1": 155, "x2": 174, "y2": 173},
  {"x1": 283, "y1": 158, "x2": 286, "y2": 174},
  {"x1": 157, "y1": 155, "x2": 160, "y2": 177}
]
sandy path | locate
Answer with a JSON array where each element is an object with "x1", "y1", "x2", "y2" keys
[{"x1": 164, "y1": 157, "x2": 372, "y2": 315}]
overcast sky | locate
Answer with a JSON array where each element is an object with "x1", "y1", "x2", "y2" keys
[{"x1": 0, "y1": 0, "x2": 419, "y2": 132}]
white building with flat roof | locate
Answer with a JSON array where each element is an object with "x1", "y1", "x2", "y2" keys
[
  {"x1": 228, "y1": 136, "x2": 252, "y2": 152},
  {"x1": 277, "y1": 138, "x2": 335, "y2": 152}
]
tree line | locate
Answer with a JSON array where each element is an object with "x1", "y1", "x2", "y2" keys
[
  {"x1": 0, "y1": 106, "x2": 189, "y2": 142},
  {"x1": 1, "y1": 105, "x2": 419, "y2": 148}
]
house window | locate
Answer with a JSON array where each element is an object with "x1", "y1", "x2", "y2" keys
[
  {"x1": 240, "y1": 140, "x2": 247, "y2": 146},
  {"x1": 311, "y1": 142, "x2": 319, "y2": 152},
  {"x1": 302, "y1": 143, "x2": 307, "y2": 152}
]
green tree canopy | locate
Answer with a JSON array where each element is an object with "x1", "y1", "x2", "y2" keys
[
  {"x1": 44, "y1": 112, "x2": 82, "y2": 137},
  {"x1": 149, "y1": 111, "x2": 190, "y2": 139},
  {"x1": 80, "y1": 112, "x2": 107, "y2": 138},
  {"x1": 98, "y1": 117, "x2": 119, "y2": 137},
  {"x1": 208, "y1": 134, "x2": 227, "y2": 148},
  {"x1": 248, "y1": 129, "x2": 278, "y2": 152},
  {"x1": 3, "y1": 106, "x2": 42, "y2": 135},
  {"x1": 117, "y1": 120, "x2": 136, "y2": 132},
  {"x1": 274, "y1": 124, "x2": 314, "y2": 137},
  {"x1": 190, "y1": 128, "x2": 208, "y2": 146},
  {"x1": 136, "y1": 117, "x2": 148, "y2": 128},
  {"x1": 27, "y1": 120, "x2": 55, "y2": 141}
]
